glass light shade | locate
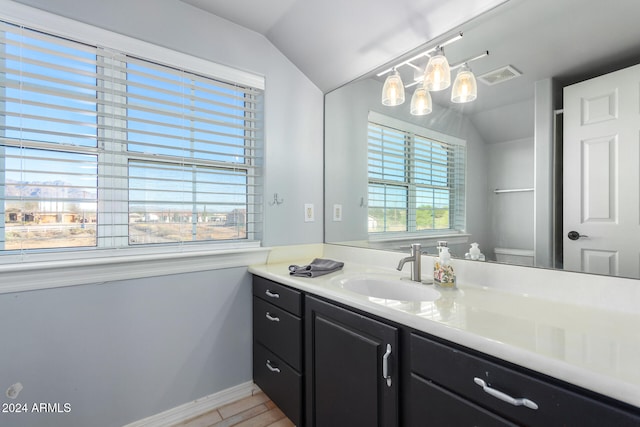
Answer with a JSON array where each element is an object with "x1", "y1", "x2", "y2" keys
[
  {"x1": 381, "y1": 70, "x2": 405, "y2": 106},
  {"x1": 410, "y1": 87, "x2": 432, "y2": 115},
  {"x1": 423, "y1": 47, "x2": 451, "y2": 91},
  {"x1": 451, "y1": 64, "x2": 478, "y2": 103}
]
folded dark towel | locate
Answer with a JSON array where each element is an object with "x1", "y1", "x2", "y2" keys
[{"x1": 289, "y1": 258, "x2": 344, "y2": 277}]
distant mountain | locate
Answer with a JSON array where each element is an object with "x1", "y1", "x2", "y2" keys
[{"x1": 4, "y1": 179, "x2": 95, "y2": 201}]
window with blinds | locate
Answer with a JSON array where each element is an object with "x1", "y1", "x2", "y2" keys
[
  {"x1": 367, "y1": 116, "x2": 466, "y2": 234},
  {"x1": 0, "y1": 20, "x2": 263, "y2": 253}
]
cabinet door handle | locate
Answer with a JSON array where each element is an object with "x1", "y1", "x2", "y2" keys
[
  {"x1": 266, "y1": 360, "x2": 281, "y2": 373},
  {"x1": 265, "y1": 289, "x2": 280, "y2": 299},
  {"x1": 382, "y1": 344, "x2": 392, "y2": 387},
  {"x1": 474, "y1": 378, "x2": 538, "y2": 410},
  {"x1": 265, "y1": 312, "x2": 280, "y2": 322}
]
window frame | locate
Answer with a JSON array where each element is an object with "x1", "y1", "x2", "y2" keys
[
  {"x1": 367, "y1": 111, "x2": 467, "y2": 241},
  {"x1": 0, "y1": 0, "x2": 267, "y2": 292}
]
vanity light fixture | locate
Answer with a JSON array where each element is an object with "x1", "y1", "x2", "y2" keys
[
  {"x1": 451, "y1": 63, "x2": 478, "y2": 103},
  {"x1": 379, "y1": 41, "x2": 488, "y2": 113},
  {"x1": 423, "y1": 46, "x2": 451, "y2": 91},
  {"x1": 381, "y1": 69, "x2": 405, "y2": 106},
  {"x1": 410, "y1": 86, "x2": 432, "y2": 115}
]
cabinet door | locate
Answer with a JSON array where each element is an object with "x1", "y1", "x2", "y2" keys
[
  {"x1": 253, "y1": 275, "x2": 302, "y2": 315},
  {"x1": 253, "y1": 296, "x2": 302, "y2": 371},
  {"x1": 409, "y1": 374, "x2": 518, "y2": 427},
  {"x1": 411, "y1": 333, "x2": 640, "y2": 427},
  {"x1": 254, "y1": 342, "x2": 303, "y2": 426},
  {"x1": 305, "y1": 296, "x2": 398, "y2": 427}
]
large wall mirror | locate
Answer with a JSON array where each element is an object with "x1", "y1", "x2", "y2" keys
[{"x1": 324, "y1": 0, "x2": 640, "y2": 279}]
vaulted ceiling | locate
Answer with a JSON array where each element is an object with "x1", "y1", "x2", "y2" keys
[
  {"x1": 181, "y1": 0, "x2": 508, "y2": 92},
  {"x1": 182, "y1": 0, "x2": 640, "y2": 143}
]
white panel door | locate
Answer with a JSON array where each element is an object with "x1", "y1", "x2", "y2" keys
[{"x1": 563, "y1": 63, "x2": 640, "y2": 278}]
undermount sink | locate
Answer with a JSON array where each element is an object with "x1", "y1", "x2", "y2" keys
[{"x1": 332, "y1": 275, "x2": 441, "y2": 302}]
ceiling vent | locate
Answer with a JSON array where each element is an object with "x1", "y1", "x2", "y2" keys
[{"x1": 478, "y1": 65, "x2": 522, "y2": 85}]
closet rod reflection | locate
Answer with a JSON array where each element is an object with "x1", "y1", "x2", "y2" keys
[{"x1": 493, "y1": 188, "x2": 534, "y2": 194}]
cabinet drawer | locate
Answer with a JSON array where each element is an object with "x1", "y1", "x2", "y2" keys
[
  {"x1": 409, "y1": 373, "x2": 518, "y2": 427},
  {"x1": 254, "y1": 342, "x2": 302, "y2": 426},
  {"x1": 253, "y1": 276, "x2": 302, "y2": 316},
  {"x1": 410, "y1": 333, "x2": 640, "y2": 427},
  {"x1": 253, "y1": 296, "x2": 302, "y2": 371}
]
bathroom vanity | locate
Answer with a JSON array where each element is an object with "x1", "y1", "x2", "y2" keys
[
  {"x1": 249, "y1": 246, "x2": 640, "y2": 426},
  {"x1": 252, "y1": 276, "x2": 304, "y2": 425}
]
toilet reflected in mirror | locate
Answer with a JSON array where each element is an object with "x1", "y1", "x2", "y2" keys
[{"x1": 494, "y1": 248, "x2": 535, "y2": 267}]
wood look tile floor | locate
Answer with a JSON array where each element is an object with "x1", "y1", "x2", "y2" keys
[{"x1": 171, "y1": 391, "x2": 295, "y2": 427}]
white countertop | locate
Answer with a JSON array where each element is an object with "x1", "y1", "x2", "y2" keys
[{"x1": 249, "y1": 245, "x2": 640, "y2": 409}]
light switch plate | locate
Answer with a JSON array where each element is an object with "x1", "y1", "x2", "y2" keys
[
  {"x1": 333, "y1": 204, "x2": 342, "y2": 221},
  {"x1": 304, "y1": 203, "x2": 315, "y2": 222}
]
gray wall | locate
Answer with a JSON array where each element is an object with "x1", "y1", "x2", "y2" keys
[
  {"x1": 0, "y1": 268, "x2": 253, "y2": 427},
  {"x1": 469, "y1": 98, "x2": 535, "y2": 144},
  {"x1": 533, "y1": 78, "x2": 557, "y2": 268},
  {"x1": 486, "y1": 137, "x2": 535, "y2": 259},
  {"x1": 1, "y1": 1, "x2": 325, "y2": 425}
]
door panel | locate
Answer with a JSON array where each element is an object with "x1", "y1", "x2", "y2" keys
[
  {"x1": 563, "y1": 63, "x2": 640, "y2": 278},
  {"x1": 314, "y1": 316, "x2": 379, "y2": 426},
  {"x1": 305, "y1": 295, "x2": 398, "y2": 427},
  {"x1": 581, "y1": 135, "x2": 616, "y2": 222}
]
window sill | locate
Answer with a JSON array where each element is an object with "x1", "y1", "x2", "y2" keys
[
  {"x1": 365, "y1": 232, "x2": 471, "y2": 252},
  {"x1": 368, "y1": 232, "x2": 471, "y2": 245},
  {"x1": 0, "y1": 244, "x2": 270, "y2": 295}
]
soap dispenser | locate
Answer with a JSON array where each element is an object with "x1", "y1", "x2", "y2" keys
[
  {"x1": 434, "y1": 246, "x2": 456, "y2": 288},
  {"x1": 465, "y1": 242, "x2": 485, "y2": 261}
]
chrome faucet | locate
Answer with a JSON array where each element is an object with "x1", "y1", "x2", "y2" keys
[{"x1": 397, "y1": 243, "x2": 422, "y2": 282}]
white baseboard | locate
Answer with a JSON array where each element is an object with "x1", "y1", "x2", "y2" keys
[{"x1": 123, "y1": 381, "x2": 259, "y2": 427}]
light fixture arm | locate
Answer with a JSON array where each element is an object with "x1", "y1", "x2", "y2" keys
[
  {"x1": 376, "y1": 32, "x2": 464, "y2": 77},
  {"x1": 451, "y1": 50, "x2": 490, "y2": 70}
]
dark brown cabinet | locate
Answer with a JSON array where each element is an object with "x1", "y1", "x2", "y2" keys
[
  {"x1": 252, "y1": 276, "x2": 303, "y2": 425},
  {"x1": 305, "y1": 295, "x2": 398, "y2": 427},
  {"x1": 409, "y1": 373, "x2": 518, "y2": 426},
  {"x1": 409, "y1": 332, "x2": 640, "y2": 427},
  {"x1": 251, "y1": 275, "x2": 640, "y2": 427}
]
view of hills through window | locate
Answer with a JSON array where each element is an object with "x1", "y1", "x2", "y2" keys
[{"x1": 1, "y1": 21, "x2": 261, "y2": 251}]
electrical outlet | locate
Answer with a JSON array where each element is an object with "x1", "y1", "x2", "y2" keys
[
  {"x1": 304, "y1": 203, "x2": 315, "y2": 222},
  {"x1": 333, "y1": 204, "x2": 342, "y2": 221}
]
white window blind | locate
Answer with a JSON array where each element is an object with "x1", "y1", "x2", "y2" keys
[
  {"x1": 367, "y1": 115, "x2": 466, "y2": 234},
  {"x1": 0, "y1": 20, "x2": 263, "y2": 254}
]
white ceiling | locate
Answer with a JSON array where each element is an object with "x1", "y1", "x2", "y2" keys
[
  {"x1": 181, "y1": 0, "x2": 509, "y2": 92},
  {"x1": 182, "y1": 0, "x2": 640, "y2": 92},
  {"x1": 182, "y1": 0, "x2": 640, "y2": 142},
  {"x1": 181, "y1": 0, "x2": 297, "y2": 35}
]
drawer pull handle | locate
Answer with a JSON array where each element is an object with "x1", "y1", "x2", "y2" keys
[
  {"x1": 474, "y1": 378, "x2": 539, "y2": 410},
  {"x1": 382, "y1": 344, "x2": 392, "y2": 387},
  {"x1": 265, "y1": 312, "x2": 280, "y2": 322},
  {"x1": 266, "y1": 360, "x2": 281, "y2": 373},
  {"x1": 265, "y1": 289, "x2": 280, "y2": 299}
]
